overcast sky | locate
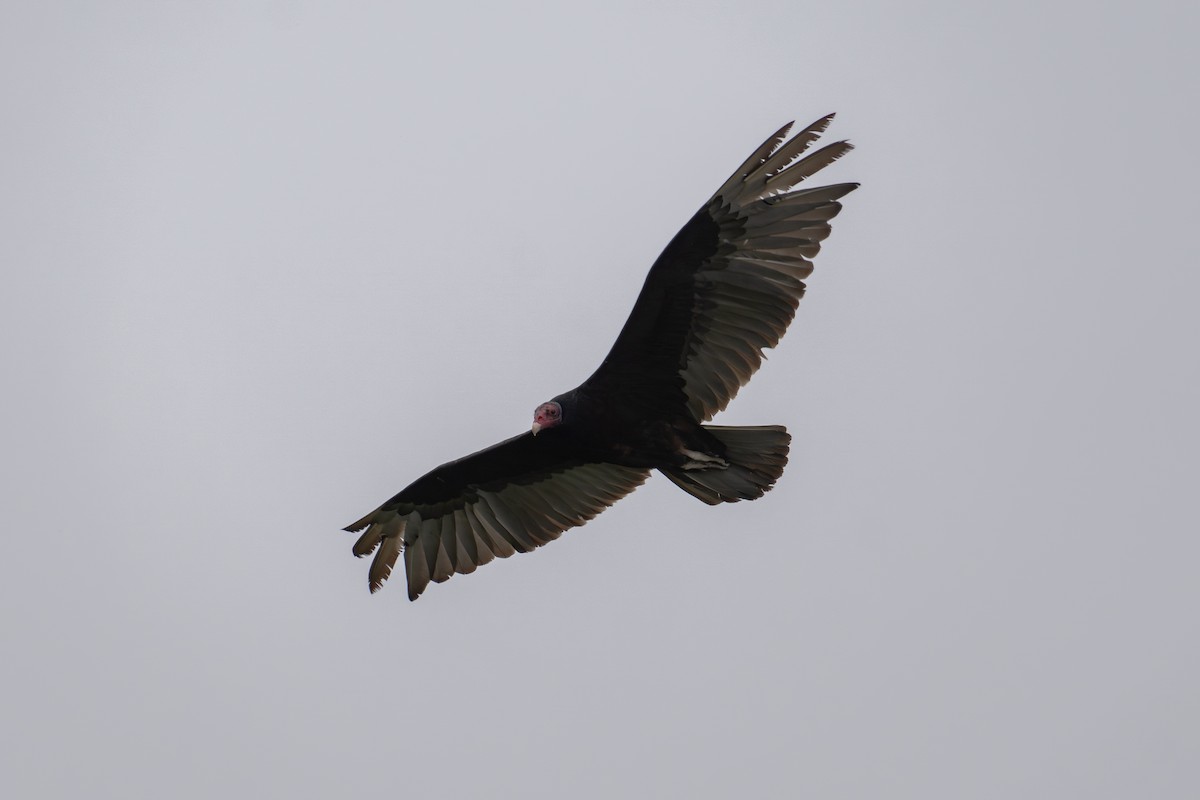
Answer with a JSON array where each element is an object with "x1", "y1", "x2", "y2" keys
[{"x1": 3, "y1": 1, "x2": 1198, "y2": 798}]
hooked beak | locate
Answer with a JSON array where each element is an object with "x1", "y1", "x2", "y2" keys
[{"x1": 531, "y1": 422, "x2": 542, "y2": 436}]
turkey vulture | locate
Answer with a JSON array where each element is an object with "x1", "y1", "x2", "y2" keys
[{"x1": 346, "y1": 115, "x2": 857, "y2": 600}]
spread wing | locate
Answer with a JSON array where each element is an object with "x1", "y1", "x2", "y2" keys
[
  {"x1": 586, "y1": 114, "x2": 858, "y2": 421},
  {"x1": 345, "y1": 431, "x2": 649, "y2": 600}
]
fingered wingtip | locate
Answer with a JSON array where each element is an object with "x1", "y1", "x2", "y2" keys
[{"x1": 344, "y1": 513, "x2": 373, "y2": 533}]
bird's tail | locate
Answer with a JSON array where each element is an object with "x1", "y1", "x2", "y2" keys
[{"x1": 660, "y1": 425, "x2": 790, "y2": 505}]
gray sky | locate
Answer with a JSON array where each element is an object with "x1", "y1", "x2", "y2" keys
[{"x1": 3, "y1": 1, "x2": 1198, "y2": 798}]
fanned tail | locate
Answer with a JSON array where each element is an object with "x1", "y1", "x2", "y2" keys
[{"x1": 660, "y1": 425, "x2": 790, "y2": 505}]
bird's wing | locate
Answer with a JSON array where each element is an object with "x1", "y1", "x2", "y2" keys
[
  {"x1": 345, "y1": 431, "x2": 649, "y2": 600},
  {"x1": 587, "y1": 115, "x2": 858, "y2": 421}
]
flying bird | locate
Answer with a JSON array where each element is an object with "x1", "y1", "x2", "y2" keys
[{"x1": 346, "y1": 115, "x2": 857, "y2": 600}]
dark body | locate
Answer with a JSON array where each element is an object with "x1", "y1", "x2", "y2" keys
[{"x1": 346, "y1": 116, "x2": 857, "y2": 599}]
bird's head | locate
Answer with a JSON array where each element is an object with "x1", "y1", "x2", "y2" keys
[{"x1": 531, "y1": 400, "x2": 563, "y2": 436}]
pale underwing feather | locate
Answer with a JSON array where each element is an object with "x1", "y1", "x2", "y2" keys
[{"x1": 679, "y1": 118, "x2": 855, "y2": 420}]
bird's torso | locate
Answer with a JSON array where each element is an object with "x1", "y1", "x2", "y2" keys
[{"x1": 555, "y1": 384, "x2": 723, "y2": 470}]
